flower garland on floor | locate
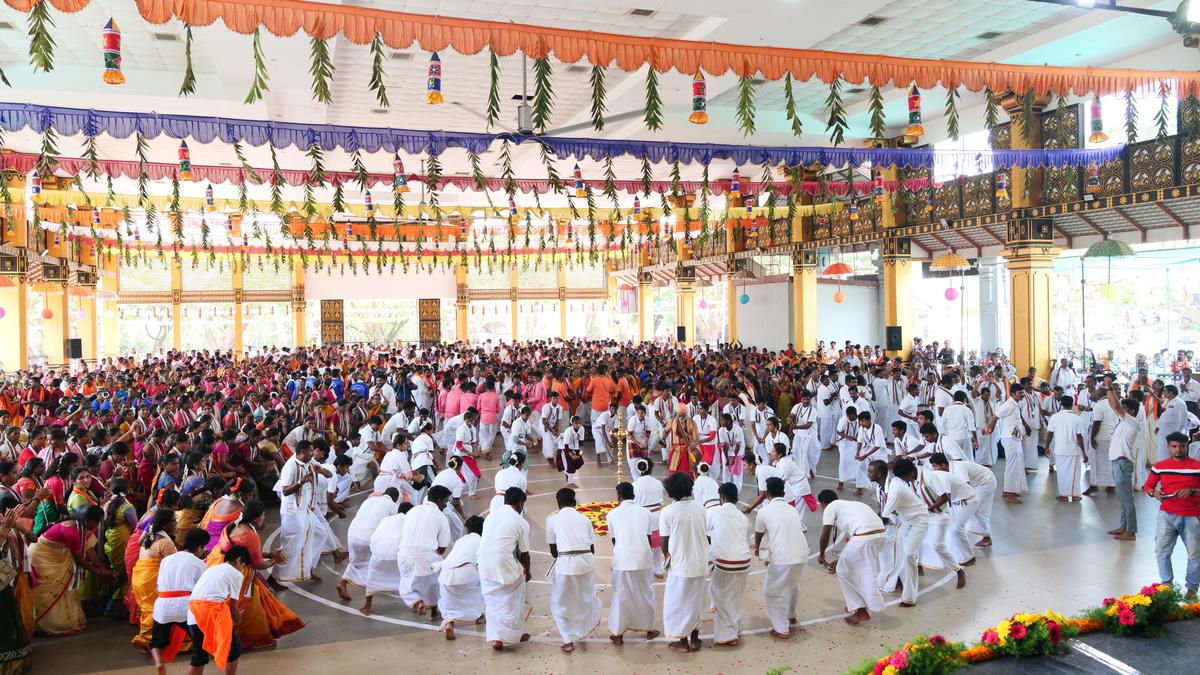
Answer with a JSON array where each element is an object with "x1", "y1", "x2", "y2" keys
[
  {"x1": 841, "y1": 587, "x2": 1200, "y2": 674},
  {"x1": 575, "y1": 501, "x2": 618, "y2": 536}
]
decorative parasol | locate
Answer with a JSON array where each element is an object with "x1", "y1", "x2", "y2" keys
[
  {"x1": 1079, "y1": 238, "x2": 1135, "y2": 369},
  {"x1": 821, "y1": 261, "x2": 854, "y2": 276},
  {"x1": 929, "y1": 252, "x2": 971, "y2": 271},
  {"x1": 1081, "y1": 239, "x2": 1135, "y2": 259}
]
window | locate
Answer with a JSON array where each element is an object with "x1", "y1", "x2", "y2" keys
[
  {"x1": 468, "y1": 300, "x2": 511, "y2": 344},
  {"x1": 242, "y1": 302, "x2": 293, "y2": 351},
  {"x1": 565, "y1": 299, "x2": 607, "y2": 339},
  {"x1": 933, "y1": 129, "x2": 993, "y2": 183},
  {"x1": 344, "y1": 299, "x2": 418, "y2": 344},
  {"x1": 441, "y1": 301, "x2": 457, "y2": 343},
  {"x1": 516, "y1": 300, "x2": 559, "y2": 340},
  {"x1": 180, "y1": 303, "x2": 235, "y2": 353},
  {"x1": 117, "y1": 303, "x2": 172, "y2": 355},
  {"x1": 695, "y1": 282, "x2": 728, "y2": 346},
  {"x1": 652, "y1": 286, "x2": 677, "y2": 341}
]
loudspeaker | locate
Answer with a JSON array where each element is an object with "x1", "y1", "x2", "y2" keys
[
  {"x1": 676, "y1": 326, "x2": 686, "y2": 342},
  {"x1": 65, "y1": 338, "x2": 82, "y2": 359},
  {"x1": 885, "y1": 326, "x2": 903, "y2": 352}
]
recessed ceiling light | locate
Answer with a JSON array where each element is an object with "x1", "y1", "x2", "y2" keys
[
  {"x1": 371, "y1": 108, "x2": 389, "y2": 115},
  {"x1": 857, "y1": 16, "x2": 888, "y2": 27},
  {"x1": 152, "y1": 32, "x2": 179, "y2": 42},
  {"x1": 976, "y1": 30, "x2": 1004, "y2": 40},
  {"x1": 749, "y1": 77, "x2": 765, "y2": 85},
  {"x1": 565, "y1": 64, "x2": 588, "y2": 74},
  {"x1": 0, "y1": 21, "x2": 15, "y2": 30},
  {"x1": 846, "y1": 87, "x2": 866, "y2": 95},
  {"x1": 511, "y1": 94, "x2": 533, "y2": 101},
  {"x1": 629, "y1": 8, "x2": 655, "y2": 17},
  {"x1": 390, "y1": 52, "x2": 413, "y2": 61}
]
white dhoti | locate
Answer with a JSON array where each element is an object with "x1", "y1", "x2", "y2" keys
[
  {"x1": 314, "y1": 513, "x2": 341, "y2": 553},
  {"x1": 591, "y1": 425, "x2": 611, "y2": 461},
  {"x1": 479, "y1": 423, "x2": 498, "y2": 454},
  {"x1": 608, "y1": 568, "x2": 655, "y2": 636},
  {"x1": 439, "y1": 576, "x2": 485, "y2": 624},
  {"x1": 443, "y1": 506, "x2": 464, "y2": 542},
  {"x1": 662, "y1": 574, "x2": 705, "y2": 639},
  {"x1": 550, "y1": 571, "x2": 601, "y2": 644},
  {"x1": 1022, "y1": 433, "x2": 1039, "y2": 471},
  {"x1": 877, "y1": 523, "x2": 902, "y2": 591},
  {"x1": 819, "y1": 415, "x2": 836, "y2": 448},
  {"x1": 364, "y1": 557, "x2": 400, "y2": 596},
  {"x1": 708, "y1": 568, "x2": 748, "y2": 643},
  {"x1": 837, "y1": 444, "x2": 858, "y2": 483},
  {"x1": 1093, "y1": 439, "x2": 1114, "y2": 486},
  {"x1": 1055, "y1": 453, "x2": 1084, "y2": 498},
  {"x1": 763, "y1": 563, "x2": 804, "y2": 634},
  {"x1": 969, "y1": 483, "x2": 995, "y2": 537},
  {"x1": 275, "y1": 509, "x2": 321, "y2": 582},
  {"x1": 898, "y1": 518, "x2": 929, "y2": 605},
  {"x1": 397, "y1": 553, "x2": 441, "y2": 607},
  {"x1": 793, "y1": 432, "x2": 819, "y2": 477},
  {"x1": 975, "y1": 432, "x2": 996, "y2": 465},
  {"x1": 541, "y1": 430, "x2": 558, "y2": 460},
  {"x1": 341, "y1": 536, "x2": 373, "y2": 587},
  {"x1": 481, "y1": 577, "x2": 528, "y2": 644},
  {"x1": 919, "y1": 515, "x2": 961, "y2": 572},
  {"x1": 836, "y1": 537, "x2": 884, "y2": 613},
  {"x1": 1000, "y1": 438, "x2": 1027, "y2": 493},
  {"x1": 351, "y1": 455, "x2": 375, "y2": 485},
  {"x1": 948, "y1": 499, "x2": 979, "y2": 563}
]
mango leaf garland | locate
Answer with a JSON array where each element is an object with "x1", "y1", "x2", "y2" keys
[
  {"x1": 825, "y1": 79, "x2": 848, "y2": 146},
  {"x1": 644, "y1": 67, "x2": 664, "y2": 132},
  {"x1": 485, "y1": 49, "x2": 501, "y2": 129},
  {"x1": 1156, "y1": 81, "x2": 1171, "y2": 140},
  {"x1": 369, "y1": 33, "x2": 389, "y2": 108},
  {"x1": 590, "y1": 66, "x2": 607, "y2": 132},
  {"x1": 309, "y1": 37, "x2": 335, "y2": 104},
  {"x1": 945, "y1": 89, "x2": 961, "y2": 141},
  {"x1": 539, "y1": 143, "x2": 563, "y2": 194},
  {"x1": 244, "y1": 28, "x2": 270, "y2": 105},
  {"x1": 984, "y1": 86, "x2": 1000, "y2": 141},
  {"x1": 179, "y1": 24, "x2": 196, "y2": 97},
  {"x1": 1124, "y1": 88, "x2": 1139, "y2": 144},
  {"x1": 868, "y1": 84, "x2": 886, "y2": 140},
  {"x1": 27, "y1": 0, "x2": 55, "y2": 73},
  {"x1": 640, "y1": 153, "x2": 654, "y2": 197},
  {"x1": 531, "y1": 57, "x2": 555, "y2": 133},
  {"x1": 736, "y1": 74, "x2": 757, "y2": 137},
  {"x1": 1019, "y1": 89, "x2": 1036, "y2": 145},
  {"x1": 783, "y1": 73, "x2": 804, "y2": 138}
]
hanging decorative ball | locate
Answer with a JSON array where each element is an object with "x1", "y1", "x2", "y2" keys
[
  {"x1": 905, "y1": 85, "x2": 924, "y2": 137},
  {"x1": 41, "y1": 308, "x2": 53, "y2": 319},
  {"x1": 0, "y1": 308, "x2": 6, "y2": 319},
  {"x1": 393, "y1": 154, "x2": 409, "y2": 193},
  {"x1": 689, "y1": 71, "x2": 708, "y2": 125},
  {"x1": 944, "y1": 286, "x2": 959, "y2": 301},
  {"x1": 995, "y1": 171, "x2": 1008, "y2": 199},
  {"x1": 102, "y1": 19, "x2": 125, "y2": 85},
  {"x1": 833, "y1": 290, "x2": 846, "y2": 304},
  {"x1": 426, "y1": 52, "x2": 444, "y2": 105},
  {"x1": 873, "y1": 171, "x2": 886, "y2": 203},
  {"x1": 1088, "y1": 96, "x2": 1109, "y2": 144},
  {"x1": 178, "y1": 141, "x2": 193, "y2": 181},
  {"x1": 1099, "y1": 282, "x2": 1119, "y2": 302},
  {"x1": 205, "y1": 184, "x2": 215, "y2": 211},
  {"x1": 739, "y1": 293, "x2": 749, "y2": 305},
  {"x1": 92, "y1": 206, "x2": 101, "y2": 225},
  {"x1": 573, "y1": 164, "x2": 585, "y2": 198},
  {"x1": 698, "y1": 299, "x2": 708, "y2": 309},
  {"x1": 1086, "y1": 163, "x2": 1101, "y2": 193},
  {"x1": 75, "y1": 309, "x2": 87, "y2": 320},
  {"x1": 730, "y1": 168, "x2": 742, "y2": 198}
]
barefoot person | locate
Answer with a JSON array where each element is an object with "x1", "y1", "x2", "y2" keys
[
  {"x1": 336, "y1": 488, "x2": 400, "y2": 602},
  {"x1": 147, "y1": 528, "x2": 211, "y2": 674},
  {"x1": 605, "y1": 482, "x2": 659, "y2": 645},
  {"x1": 660, "y1": 472, "x2": 709, "y2": 653},
  {"x1": 438, "y1": 515, "x2": 486, "y2": 640},
  {"x1": 753, "y1": 477, "x2": 808, "y2": 639},
  {"x1": 707, "y1": 482, "x2": 752, "y2": 646},
  {"x1": 545, "y1": 487, "x2": 601, "y2": 653},
  {"x1": 817, "y1": 489, "x2": 885, "y2": 625},
  {"x1": 479, "y1": 487, "x2": 532, "y2": 651},
  {"x1": 397, "y1": 485, "x2": 453, "y2": 620}
]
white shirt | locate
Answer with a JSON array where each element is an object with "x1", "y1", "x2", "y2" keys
[
  {"x1": 994, "y1": 398, "x2": 1025, "y2": 440},
  {"x1": 493, "y1": 465, "x2": 527, "y2": 496},
  {"x1": 949, "y1": 459, "x2": 996, "y2": 488},
  {"x1": 632, "y1": 474, "x2": 665, "y2": 522},
  {"x1": 1159, "y1": 397, "x2": 1188, "y2": 436},
  {"x1": 706, "y1": 502, "x2": 752, "y2": 563},
  {"x1": 559, "y1": 425, "x2": 583, "y2": 451},
  {"x1": 606, "y1": 501, "x2": 653, "y2": 571},
  {"x1": 693, "y1": 474, "x2": 720, "y2": 508},
  {"x1": 626, "y1": 415, "x2": 652, "y2": 446},
  {"x1": 881, "y1": 479, "x2": 929, "y2": 523},
  {"x1": 347, "y1": 494, "x2": 399, "y2": 542},
  {"x1": 153, "y1": 551, "x2": 206, "y2": 624},
  {"x1": 821, "y1": 500, "x2": 884, "y2": 541},
  {"x1": 856, "y1": 423, "x2": 887, "y2": 460},
  {"x1": 478, "y1": 504, "x2": 531, "y2": 585},
  {"x1": 381, "y1": 411, "x2": 410, "y2": 445},
  {"x1": 1047, "y1": 410, "x2": 1083, "y2": 456},
  {"x1": 659, "y1": 498, "x2": 709, "y2": 577},
  {"x1": 275, "y1": 456, "x2": 317, "y2": 514},
  {"x1": 1109, "y1": 415, "x2": 1141, "y2": 461},
  {"x1": 929, "y1": 467, "x2": 975, "y2": 502},
  {"x1": 369, "y1": 513, "x2": 406, "y2": 560},
  {"x1": 1092, "y1": 398, "x2": 1119, "y2": 441},
  {"x1": 941, "y1": 403, "x2": 975, "y2": 439},
  {"x1": 754, "y1": 497, "x2": 809, "y2": 565},
  {"x1": 432, "y1": 467, "x2": 465, "y2": 499},
  {"x1": 410, "y1": 433, "x2": 436, "y2": 471},
  {"x1": 397, "y1": 502, "x2": 452, "y2": 570},
  {"x1": 186, "y1": 563, "x2": 244, "y2": 625},
  {"x1": 545, "y1": 507, "x2": 596, "y2": 575},
  {"x1": 438, "y1": 532, "x2": 481, "y2": 586},
  {"x1": 453, "y1": 423, "x2": 479, "y2": 457}
]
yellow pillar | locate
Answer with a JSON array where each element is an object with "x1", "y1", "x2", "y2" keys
[
  {"x1": 1004, "y1": 221, "x2": 1057, "y2": 375},
  {"x1": 43, "y1": 287, "x2": 68, "y2": 366},
  {"x1": 100, "y1": 253, "x2": 118, "y2": 359},
  {"x1": 170, "y1": 258, "x2": 182, "y2": 350},
  {"x1": 455, "y1": 264, "x2": 469, "y2": 342},
  {"x1": 881, "y1": 238, "x2": 913, "y2": 359},
  {"x1": 1000, "y1": 92, "x2": 1048, "y2": 210},
  {"x1": 0, "y1": 277, "x2": 28, "y2": 370},
  {"x1": 509, "y1": 266, "x2": 519, "y2": 342},
  {"x1": 230, "y1": 217, "x2": 244, "y2": 358},
  {"x1": 676, "y1": 278, "x2": 695, "y2": 347},
  {"x1": 792, "y1": 250, "x2": 818, "y2": 353},
  {"x1": 291, "y1": 259, "x2": 306, "y2": 347},
  {"x1": 557, "y1": 262, "x2": 567, "y2": 340},
  {"x1": 637, "y1": 272, "x2": 652, "y2": 342},
  {"x1": 78, "y1": 296, "x2": 97, "y2": 362},
  {"x1": 725, "y1": 219, "x2": 741, "y2": 344}
]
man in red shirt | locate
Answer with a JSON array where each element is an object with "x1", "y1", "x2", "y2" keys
[{"x1": 1144, "y1": 431, "x2": 1200, "y2": 600}]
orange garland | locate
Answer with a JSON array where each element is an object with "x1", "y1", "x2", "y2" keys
[{"x1": 4, "y1": 0, "x2": 1199, "y2": 96}]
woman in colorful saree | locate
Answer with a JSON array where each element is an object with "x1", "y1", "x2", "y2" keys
[
  {"x1": 27, "y1": 505, "x2": 113, "y2": 636},
  {"x1": 101, "y1": 477, "x2": 137, "y2": 619},
  {"x1": 65, "y1": 467, "x2": 104, "y2": 616},
  {"x1": 198, "y1": 477, "x2": 256, "y2": 554},
  {"x1": 205, "y1": 500, "x2": 305, "y2": 649},
  {"x1": 0, "y1": 493, "x2": 34, "y2": 675},
  {"x1": 130, "y1": 507, "x2": 177, "y2": 650},
  {"x1": 123, "y1": 489, "x2": 181, "y2": 629}
]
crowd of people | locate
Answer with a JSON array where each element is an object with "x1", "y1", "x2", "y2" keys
[{"x1": 0, "y1": 337, "x2": 1198, "y2": 672}]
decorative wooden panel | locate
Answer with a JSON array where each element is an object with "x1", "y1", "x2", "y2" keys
[
  {"x1": 1128, "y1": 138, "x2": 1176, "y2": 191},
  {"x1": 903, "y1": 167, "x2": 933, "y2": 226},
  {"x1": 962, "y1": 175, "x2": 992, "y2": 217},
  {"x1": 418, "y1": 298, "x2": 441, "y2": 345},
  {"x1": 1097, "y1": 160, "x2": 1125, "y2": 197},
  {"x1": 1041, "y1": 104, "x2": 1080, "y2": 150},
  {"x1": 854, "y1": 202, "x2": 878, "y2": 235},
  {"x1": 933, "y1": 181, "x2": 961, "y2": 221},
  {"x1": 320, "y1": 299, "x2": 344, "y2": 345},
  {"x1": 990, "y1": 122, "x2": 1012, "y2": 151},
  {"x1": 1042, "y1": 167, "x2": 1081, "y2": 204},
  {"x1": 1181, "y1": 135, "x2": 1200, "y2": 186}
]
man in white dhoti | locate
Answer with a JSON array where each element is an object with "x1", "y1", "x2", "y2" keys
[
  {"x1": 336, "y1": 487, "x2": 400, "y2": 602},
  {"x1": 591, "y1": 401, "x2": 619, "y2": 466},
  {"x1": 361, "y1": 501, "x2": 414, "y2": 615},
  {"x1": 352, "y1": 415, "x2": 385, "y2": 486},
  {"x1": 659, "y1": 472, "x2": 709, "y2": 653},
  {"x1": 981, "y1": 383, "x2": 1030, "y2": 503},
  {"x1": 881, "y1": 459, "x2": 932, "y2": 606},
  {"x1": 438, "y1": 515, "x2": 485, "y2": 640},
  {"x1": 605, "y1": 482, "x2": 660, "y2": 645},
  {"x1": 1089, "y1": 387, "x2": 1118, "y2": 491},
  {"x1": 396, "y1": 485, "x2": 452, "y2": 619},
  {"x1": 928, "y1": 453, "x2": 981, "y2": 565},
  {"x1": 1046, "y1": 395, "x2": 1087, "y2": 501},
  {"x1": 479, "y1": 487, "x2": 533, "y2": 651},
  {"x1": 273, "y1": 440, "x2": 329, "y2": 582},
  {"x1": 540, "y1": 392, "x2": 565, "y2": 466},
  {"x1": 817, "y1": 489, "x2": 885, "y2": 625},
  {"x1": 753, "y1": 476, "x2": 809, "y2": 640},
  {"x1": 546, "y1": 487, "x2": 601, "y2": 653},
  {"x1": 707, "y1": 482, "x2": 752, "y2": 646},
  {"x1": 789, "y1": 391, "x2": 820, "y2": 479},
  {"x1": 373, "y1": 433, "x2": 413, "y2": 497}
]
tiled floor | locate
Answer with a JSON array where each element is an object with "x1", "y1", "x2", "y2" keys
[{"x1": 29, "y1": 448, "x2": 1186, "y2": 674}]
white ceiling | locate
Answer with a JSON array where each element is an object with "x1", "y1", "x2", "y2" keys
[{"x1": 0, "y1": 0, "x2": 1196, "y2": 198}]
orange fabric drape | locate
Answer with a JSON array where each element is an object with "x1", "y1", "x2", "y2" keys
[{"x1": 4, "y1": 0, "x2": 1198, "y2": 96}]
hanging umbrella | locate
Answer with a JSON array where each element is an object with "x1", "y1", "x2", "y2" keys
[
  {"x1": 928, "y1": 252, "x2": 971, "y2": 272},
  {"x1": 821, "y1": 262, "x2": 854, "y2": 276},
  {"x1": 930, "y1": 252, "x2": 972, "y2": 352},
  {"x1": 1079, "y1": 238, "x2": 1135, "y2": 368},
  {"x1": 1082, "y1": 239, "x2": 1135, "y2": 259}
]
